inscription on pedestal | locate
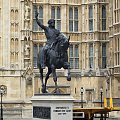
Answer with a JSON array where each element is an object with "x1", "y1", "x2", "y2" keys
[
  {"x1": 33, "y1": 106, "x2": 51, "y2": 119},
  {"x1": 53, "y1": 106, "x2": 71, "y2": 116}
]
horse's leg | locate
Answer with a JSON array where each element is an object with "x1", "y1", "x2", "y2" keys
[
  {"x1": 44, "y1": 68, "x2": 52, "y2": 93},
  {"x1": 39, "y1": 68, "x2": 45, "y2": 93},
  {"x1": 51, "y1": 65, "x2": 57, "y2": 81},
  {"x1": 51, "y1": 64, "x2": 59, "y2": 93},
  {"x1": 37, "y1": 49, "x2": 45, "y2": 93},
  {"x1": 39, "y1": 68, "x2": 43, "y2": 84},
  {"x1": 63, "y1": 62, "x2": 71, "y2": 81}
]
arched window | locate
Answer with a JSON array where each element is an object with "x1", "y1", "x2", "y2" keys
[
  {"x1": 51, "y1": 6, "x2": 61, "y2": 31},
  {"x1": 102, "y1": 5, "x2": 106, "y2": 30},
  {"x1": 89, "y1": 5, "x2": 93, "y2": 31},
  {"x1": 102, "y1": 43, "x2": 107, "y2": 68},
  {"x1": 69, "y1": 44, "x2": 79, "y2": 69},
  {"x1": 69, "y1": 7, "x2": 73, "y2": 32},
  {"x1": 74, "y1": 7, "x2": 78, "y2": 32},
  {"x1": 69, "y1": 7, "x2": 78, "y2": 32},
  {"x1": 89, "y1": 43, "x2": 94, "y2": 68},
  {"x1": 33, "y1": 5, "x2": 43, "y2": 31},
  {"x1": 39, "y1": 6, "x2": 43, "y2": 31}
]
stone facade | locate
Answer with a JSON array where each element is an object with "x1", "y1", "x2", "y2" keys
[{"x1": 0, "y1": 0, "x2": 120, "y2": 118}]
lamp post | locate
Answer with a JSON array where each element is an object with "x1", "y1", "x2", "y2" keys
[
  {"x1": 0, "y1": 89, "x2": 3, "y2": 120},
  {"x1": 0, "y1": 85, "x2": 6, "y2": 120},
  {"x1": 100, "y1": 87, "x2": 103, "y2": 120},
  {"x1": 100, "y1": 87, "x2": 103, "y2": 107},
  {"x1": 80, "y1": 87, "x2": 84, "y2": 108}
]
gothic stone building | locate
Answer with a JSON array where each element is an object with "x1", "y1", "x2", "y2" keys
[{"x1": 0, "y1": 0, "x2": 120, "y2": 118}]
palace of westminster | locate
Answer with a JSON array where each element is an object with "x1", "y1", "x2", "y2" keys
[{"x1": 0, "y1": 0, "x2": 120, "y2": 118}]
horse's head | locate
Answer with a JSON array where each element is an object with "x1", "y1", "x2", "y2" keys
[{"x1": 56, "y1": 33, "x2": 70, "y2": 52}]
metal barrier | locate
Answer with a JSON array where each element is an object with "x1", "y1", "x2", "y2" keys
[{"x1": 73, "y1": 111, "x2": 84, "y2": 120}]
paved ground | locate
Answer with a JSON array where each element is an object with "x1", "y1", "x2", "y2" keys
[
  {"x1": 3, "y1": 117, "x2": 120, "y2": 120},
  {"x1": 94, "y1": 118, "x2": 120, "y2": 120},
  {"x1": 4, "y1": 119, "x2": 32, "y2": 120}
]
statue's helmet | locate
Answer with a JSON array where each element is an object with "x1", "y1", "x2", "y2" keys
[{"x1": 48, "y1": 19, "x2": 55, "y2": 25}]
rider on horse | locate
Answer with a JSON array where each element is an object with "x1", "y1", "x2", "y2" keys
[{"x1": 35, "y1": 11, "x2": 60, "y2": 69}]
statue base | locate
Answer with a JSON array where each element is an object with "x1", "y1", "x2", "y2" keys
[{"x1": 31, "y1": 94, "x2": 74, "y2": 120}]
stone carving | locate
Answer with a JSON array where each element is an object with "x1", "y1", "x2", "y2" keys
[
  {"x1": 25, "y1": 43, "x2": 30, "y2": 56},
  {"x1": 24, "y1": 0, "x2": 30, "y2": 29},
  {"x1": 24, "y1": 0, "x2": 30, "y2": 20}
]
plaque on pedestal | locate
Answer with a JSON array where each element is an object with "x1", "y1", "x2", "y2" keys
[{"x1": 31, "y1": 94, "x2": 74, "y2": 120}]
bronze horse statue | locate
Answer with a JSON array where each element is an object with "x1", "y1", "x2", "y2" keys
[{"x1": 37, "y1": 33, "x2": 71, "y2": 93}]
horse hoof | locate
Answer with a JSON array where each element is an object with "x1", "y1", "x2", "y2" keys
[
  {"x1": 41, "y1": 88, "x2": 45, "y2": 93},
  {"x1": 41, "y1": 87, "x2": 48, "y2": 93},
  {"x1": 42, "y1": 89, "x2": 48, "y2": 93},
  {"x1": 67, "y1": 76, "x2": 71, "y2": 81},
  {"x1": 41, "y1": 86, "x2": 46, "y2": 93}
]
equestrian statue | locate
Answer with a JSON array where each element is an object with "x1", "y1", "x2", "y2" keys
[{"x1": 35, "y1": 7, "x2": 71, "y2": 93}]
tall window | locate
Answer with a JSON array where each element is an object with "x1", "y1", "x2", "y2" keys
[
  {"x1": 69, "y1": 44, "x2": 79, "y2": 69},
  {"x1": 102, "y1": 5, "x2": 106, "y2": 30},
  {"x1": 89, "y1": 43, "x2": 94, "y2": 68},
  {"x1": 33, "y1": 43, "x2": 43, "y2": 68},
  {"x1": 118, "y1": 38, "x2": 120, "y2": 65},
  {"x1": 33, "y1": 5, "x2": 43, "y2": 31},
  {"x1": 115, "y1": 38, "x2": 120, "y2": 66},
  {"x1": 89, "y1": 5, "x2": 93, "y2": 31},
  {"x1": 51, "y1": 6, "x2": 61, "y2": 31},
  {"x1": 69, "y1": 7, "x2": 78, "y2": 32},
  {"x1": 102, "y1": 43, "x2": 107, "y2": 68},
  {"x1": 115, "y1": 0, "x2": 116, "y2": 9}
]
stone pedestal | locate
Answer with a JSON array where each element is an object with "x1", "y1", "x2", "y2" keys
[{"x1": 31, "y1": 94, "x2": 74, "y2": 120}]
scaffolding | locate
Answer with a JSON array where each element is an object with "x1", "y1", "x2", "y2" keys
[{"x1": 73, "y1": 98, "x2": 120, "y2": 120}]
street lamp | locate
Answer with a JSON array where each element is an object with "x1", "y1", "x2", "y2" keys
[
  {"x1": 0, "y1": 85, "x2": 7, "y2": 120},
  {"x1": 100, "y1": 87, "x2": 103, "y2": 120},
  {"x1": 100, "y1": 87, "x2": 103, "y2": 107},
  {"x1": 0, "y1": 89, "x2": 3, "y2": 120},
  {"x1": 80, "y1": 87, "x2": 84, "y2": 108}
]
